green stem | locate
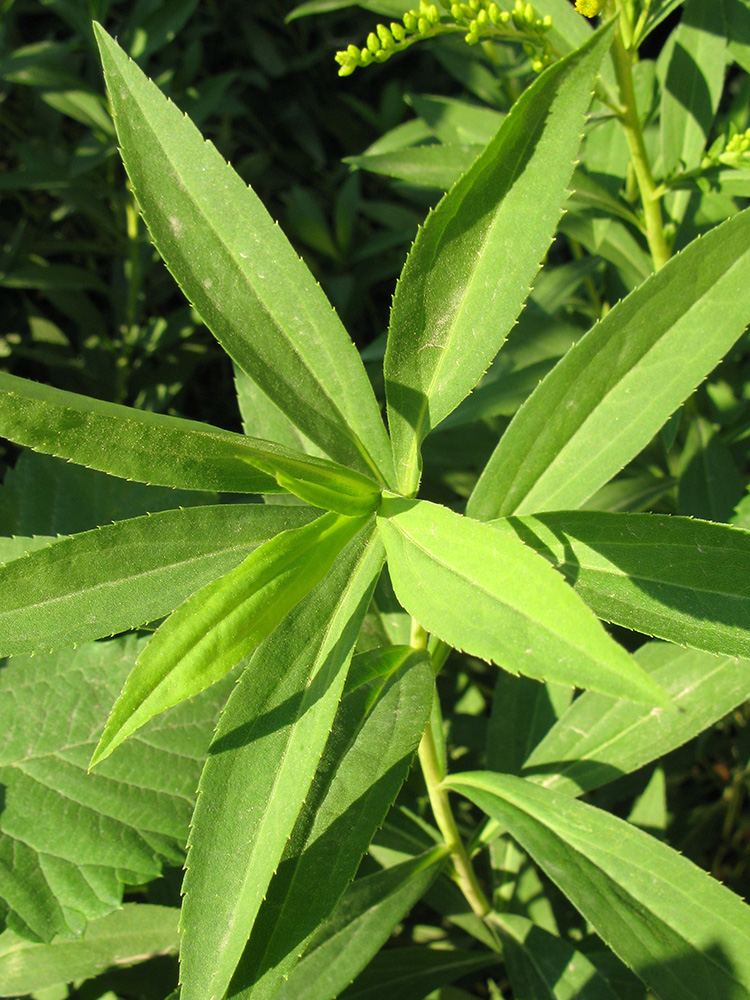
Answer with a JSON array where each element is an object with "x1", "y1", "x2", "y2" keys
[
  {"x1": 412, "y1": 620, "x2": 491, "y2": 919},
  {"x1": 610, "y1": 29, "x2": 670, "y2": 270}
]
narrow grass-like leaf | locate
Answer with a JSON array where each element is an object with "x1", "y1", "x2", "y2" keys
[
  {"x1": 377, "y1": 496, "x2": 670, "y2": 707},
  {"x1": 468, "y1": 208, "x2": 750, "y2": 519},
  {"x1": 0, "y1": 904, "x2": 179, "y2": 997},
  {"x1": 493, "y1": 512, "x2": 750, "y2": 657},
  {"x1": 0, "y1": 504, "x2": 317, "y2": 657},
  {"x1": 274, "y1": 849, "x2": 447, "y2": 1000},
  {"x1": 228, "y1": 645, "x2": 434, "y2": 999},
  {"x1": 179, "y1": 529, "x2": 384, "y2": 1000},
  {"x1": 0, "y1": 373, "x2": 381, "y2": 514},
  {"x1": 90, "y1": 511, "x2": 371, "y2": 767},
  {"x1": 93, "y1": 24, "x2": 393, "y2": 484},
  {"x1": 523, "y1": 641, "x2": 750, "y2": 797},
  {"x1": 494, "y1": 913, "x2": 621, "y2": 1000},
  {"x1": 446, "y1": 772, "x2": 750, "y2": 1000},
  {"x1": 384, "y1": 22, "x2": 615, "y2": 495}
]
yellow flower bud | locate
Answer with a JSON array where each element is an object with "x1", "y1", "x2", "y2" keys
[{"x1": 575, "y1": 0, "x2": 602, "y2": 16}]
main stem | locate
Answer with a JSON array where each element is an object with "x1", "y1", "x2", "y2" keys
[
  {"x1": 412, "y1": 622, "x2": 491, "y2": 919},
  {"x1": 610, "y1": 28, "x2": 671, "y2": 270}
]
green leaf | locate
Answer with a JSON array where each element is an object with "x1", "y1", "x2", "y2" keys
[
  {"x1": 178, "y1": 529, "x2": 384, "y2": 1000},
  {"x1": 0, "y1": 636, "x2": 234, "y2": 942},
  {"x1": 345, "y1": 145, "x2": 480, "y2": 189},
  {"x1": 486, "y1": 673, "x2": 572, "y2": 776},
  {"x1": 273, "y1": 849, "x2": 447, "y2": 1000},
  {"x1": 0, "y1": 450, "x2": 212, "y2": 537},
  {"x1": 377, "y1": 495, "x2": 671, "y2": 707},
  {"x1": 93, "y1": 24, "x2": 394, "y2": 484},
  {"x1": 660, "y1": 0, "x2": 727, "y2": 178},
  {"x1": 494, "y1": 913, "x2": 621, "y2": 1000},
  {"x1": 467, "y1": 208, "x2": 750, "y2": 519},
  {"x1": 677, "y1": 416, "x2": 744, "y2": 521},
  {"x1": 492, "y1": 512, "x2": 750, "y2": 657},
  {"x1": 339, "y1": 947, "x2": 499, "y2": 1000},
  {"x1": 227, "y1": 645, "x2": 434, "y2": 999},
  {"x1": 523, "y1": 641, "x2": 750, "y2": 796},
  {"x1": 0, "y1": 373, "x2": 381, "y2": 514},
  {"x1": 0, "y1": 504, "x2": 318, "y2": 657},
  {"x1": 90, "y1": 511, "x2": 372, "y2": 767},
  {"x1": 0, "y1": 904, "x2": 179, "y2": 997},
  {"x1": 234, "y1": 366, "x2": 325, "y2": 457},
  {"x1": 384, "y1": 22, "x2": 615, "y2": 495},
  {"x1": 445, "y1": 772, "x2": 750, "y2": 1000}
]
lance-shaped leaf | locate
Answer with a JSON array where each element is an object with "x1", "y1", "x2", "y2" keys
[
  {"x1": 468, "y1": 208, "x2": 750, "y2": 519},
  {"x1": 0, "y1": 503, "x2": 318, "y2": 657},
  {"x1": 493, "y1": 913, "x2": 621, "y2": 1000},
  {"x1": 445, "y1": 772, "x2": 750, "y2": 1000},
  {"x1": 273, "y1": 849, "x2": 447, "y2": 1000},
  {"x1": 377, "y1": 495, "x2": 670, "y2": 707},
  {"x1": 523, "y1": 641, "x2": 750, "y2": 797},
  {"x1": 179, "y1": 530, "x2": 384, "y2": 1000},
  {"x1": 0, "y1": 905, "x2": 179, "y2": 997},
  {"x1": 339, "y1": 947, "x2": 499, "y2": 1000},
  {"x1": 227, "y1": 645, "x2": 434, "y2": 1000},
  {"x1": 492, "y1": 512, "x2": 750, "y2": 658},
  {"x1": 0, "y1": 373, "x2": 382, "y2": 515},
  {"x1": 384, "y1": 21, "x2": 615, "y2": 495},
  {"x1": 93, "y1": 24, "x2": 393, "y2": 485},
  {"x1": 90, "y1": 511, "x2": 372, "y2": 767}
]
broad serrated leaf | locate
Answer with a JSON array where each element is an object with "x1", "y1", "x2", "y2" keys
[
  {"x1": 377, "y1": 495, "x2": 670, "y2": 707},
  {"x1": 273, "y1": 849, "x2": 447, "y2": 1000},
  {"x1": 468, "y1": 208, "x2": 750, "y2": 519},
  {"x1": 445, "y1": 772, "x2": 750, "y2": 1000},
  {"x1": 0, "y1": 904, "x2": 179, "y2": 997},
  {"x1": 0, "y1": 373, "x2": 381, "y2": 514},
  {"x1": 0, "y1": 504, "x2": 318, "y2": 657},
  {"x1": 93, "y1": 24, "x2": 393, "y2": 484},
  {"x1": 0, "y1": 636, "x2": 234, "y2": 942},
  {"x1": 494, "y1": 912, "x2": 621, "y2": 1000},
  {"x1": 492, "y1": 512, "x2": 750, "y2": 657},
  {"x1": 91, "y1": 511, "x2": 372, "y2": 767},
  {"x1": 179, "y1": 528, "x2": 384, "y2": 1000},
  {"x1": 384, "y1": 22, "x2": 615, "y2": 495},
  {"x1": 227, "y1": 645, "x2": 434, "y2": 999},
  {"x1": 522, "y1": 641, "x2": 750, "y2": 796}
]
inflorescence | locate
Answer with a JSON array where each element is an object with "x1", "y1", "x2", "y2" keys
[{"x1": 335, "y1": 0, "x2": 555, "y2": 77}]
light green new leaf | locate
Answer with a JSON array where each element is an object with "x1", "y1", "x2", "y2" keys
[
  {"x1": 493, "y1": 512, "x2": 750, "y2": 657},
  {"x1": 0, "y1": 636, "x2": 235, "y2": 942},
  {"x1": 0, "y1": 373, "x2": 381, "y2": 514},
  {"x1": 0, "y1": 904, "x2": 179, "y2": 997},
  {"x1": 377, "y1": 496, "x2": 670, "y2": 707},
  {"x1": 446, "y1": 772, "x2": 750, "y2": 1000},
  {"x1": 523, "y1": 641, "x2": 750, "y2": 797},
  {"x1": 94, "y1": 25, "x2": 393, "y2": 484},
  {"x1": 227, "y1": 645, "x2": 434, "y2": 1000},
  {"x1": 468, "y1": 208, "x2": 750, "y2": 519},
  {"x1": 179, "y1": 529, "x2": 384, "y2": 1000},
  {"x1": 0, "y1": 504, "x2": 317, "y2": 657},
  {"x1": 494, "y1": 912, "x2": 621, "y2": 1000},
  {"x1": 90, "y1": 511, "x2": 372, "y2": 767},
  {"x1": 274, "y1": 849, "x2": 447, "y2": 1000},
  {"x1": 384, "y1": 22, "x2": 615, "y2": 495}
]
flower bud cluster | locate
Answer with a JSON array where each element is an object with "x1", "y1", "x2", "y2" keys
[
  {"x1": 701, "y1": 128, "x2": 750, "y2": 170},
  {"x1": 335, "y1": 0, "x2": 554, "y2": 77},
  {"x1": 574, "y1": 0, "x2": 602, "y2": 17}
]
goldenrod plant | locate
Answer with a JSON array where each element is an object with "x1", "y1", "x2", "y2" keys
[{"x1": 2, "y1": 1, "x2": 750, "y2": 998}]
